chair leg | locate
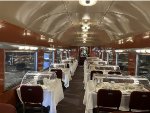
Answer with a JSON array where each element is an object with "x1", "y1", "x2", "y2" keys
[
  {"x1": 41, "y1": 104, "x2": 43, "y2": 113},
  {"x1": 22, "y1": 104, "x2": 25, "y2": 113},
  {"x1": 97, "y1": 107, "x2": 100, "y2": 113}
]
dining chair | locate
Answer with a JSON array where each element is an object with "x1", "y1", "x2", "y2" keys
[
  {"x1": 66, "y1": 63, "x2": 70, "y2": 68},
  {"x1": 51, "y1": 69, "x2": 63, "y2": 79},
  {"x1": 97, "y1": 89, "x2": 122, "y2": 112},
  {"x1": 20, "y1": 85, "x2": 43, "y2": 113},
  {"x1": 51, "y1": 69, "x2": 65, "y2": 89},
  {"x1": 90, "y1": 70, "x2": 103, "y2": 80},
  {"x1": 114, "y1": 71, "x2": 122, "y2": 75},
  {"x1": 129, "y1": 91, "x2": 150, "y2": 112},
  {"x1": 108, "y1": 71, "x2": 115, "y2": 74},
  {"x1": 0, "y1": 103, "x2": 16, "y2": 113},
  {"x1": 111, "y1": 112, "x2": 133, "y2": 113}
]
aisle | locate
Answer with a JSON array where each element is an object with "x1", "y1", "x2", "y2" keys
[{"x1": 57, "y1": 66, "x2": 85, "y2": 113}]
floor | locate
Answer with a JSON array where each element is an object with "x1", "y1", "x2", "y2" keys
[{"x1": 57, "y1": 66, "x2": 85, "y2": 113}]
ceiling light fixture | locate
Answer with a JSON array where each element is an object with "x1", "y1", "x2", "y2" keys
[
  {"x1": 82, "y1": 29, "x2": 88, "y2": 32},
  {"x1": 79, "y1": 0, "x2": 97, "y2": 6},
  {"x1": 82, "y1": 25, "x2": 90, "y2": 30},
  {"x1": 82, "y1": 34, "x2": 88, "y2": 37},
  {"x1": 83, "y1": 38, "x2": 87, "y2": 41},
  {"x1": 83, "y1": 41, "x2": 86, "y2": 43}
]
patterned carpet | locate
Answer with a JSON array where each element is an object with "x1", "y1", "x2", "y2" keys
[{"x1": 57, "y1": 66, "x2": 85, "y2": 113}]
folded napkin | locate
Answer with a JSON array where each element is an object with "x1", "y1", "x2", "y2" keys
[{"x1": 43, "y1": 78, "x2": 57, "y2": 91}]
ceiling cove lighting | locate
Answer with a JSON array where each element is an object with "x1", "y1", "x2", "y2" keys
[
  {"x1": 115, "y1": 50, "x2": 124, "y2": 53},
  {"x1": 19, "y1": 46, "x2": 38, "y2": 50},
  {"x1": 135, "y1": 49, "x2": 150, "y2": 53},
  {"x1": 79, "y1": 0, "x2": 97, "y2": 6},
  {"x1": 48, "y1": 48, "x2": 56, "y2": 51}
]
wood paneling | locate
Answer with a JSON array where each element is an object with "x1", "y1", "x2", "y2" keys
[
  {"x1": 0, "y1": 49, "x2": 4, "y2": 93},
  {"x1": 105, "y1": 34, "x2": 150, "y2": 49},
  {"x1": 128, "y1": 52, "x2": 136, "y2": 75},
  {"x1": 0, "y1": 20, "x2": 66, "y2": 48},
  {"x1": 37, "y1": 50, "x2": 44, "y2": 71},
  {"x1": 0, "y1": 86, "x2": 18, "y2": 106}
]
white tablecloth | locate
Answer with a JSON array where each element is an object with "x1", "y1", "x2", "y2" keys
[
  {"x1": 61, "y1": 68, "x2": 72, "y2": 88},
  {"x1": 83, "y1": 80, "x2": 130, "y2": 113},
  {"x1": 83, "y1": 67, "x2": 117, "y2": 87},
  {"x1": 17, "y1": 79, "x2": 64, "y2": 113},
  {"x1": 50, "y1": 68, "x2": 71, "y2": 88}
]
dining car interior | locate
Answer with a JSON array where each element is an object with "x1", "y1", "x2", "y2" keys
[{"x1": 1, "y1": 0, "x2": 150, "y2": 113}]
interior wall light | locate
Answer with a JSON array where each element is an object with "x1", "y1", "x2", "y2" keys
[
  {"x1": 126, "y1": 36, "x2": 133, "y2": 42},
  {"x1": 40, "y1": 35, "x2": 46, "y2": 40},
  {"x1": 118, "y1": 39, "x2": 124, "y2": 44},
  {"x1": 48, "y1": 38, "x2": 54, "y2": 42},
  {"x1": 79, "y1": 0, "x2": 97, "y2": 6},
  {"x1": 0, "y1": 24, "x2": 4, "y2": 29},
  {"x1": 143, "y1": 32, "x2": 150, "y2": 39},
  {"x1": 23, "y1": 29, "x2": 31, "y2": 36}
]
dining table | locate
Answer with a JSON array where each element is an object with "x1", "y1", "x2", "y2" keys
[
  {"x1": 83, "y1": 79, "x2": 149, "y2": 113},
  {"x1": 17, "y1": 78, "x2": 64, "y2": 113}
]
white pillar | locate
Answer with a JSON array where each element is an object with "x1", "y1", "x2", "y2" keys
[
  {"x1": 116, "y1": 53, "x2": 118, "y2": 65},
  {"x1": 102, "y1": 52, "x2": 104, "y2": 60},
  {"x1": 135, "y1": 53, "x2": 139, "y2": 76},
  {"x1": 107, "y1": 52, "x2": 109, "y2": 64},
  {"x1": 52, "y1": 51, "x2": 55, "y2": 64}
]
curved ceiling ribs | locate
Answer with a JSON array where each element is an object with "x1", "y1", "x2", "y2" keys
[{"x1": 0, "y1": 1, "x2": 150, "y2": 47}]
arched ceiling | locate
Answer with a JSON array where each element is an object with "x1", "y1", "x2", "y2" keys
[{"x1": 0, "y1": 1, "x2": 150, "y2": 47}]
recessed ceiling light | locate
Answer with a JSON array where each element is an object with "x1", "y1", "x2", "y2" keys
[{"x1": 79, "y1": 0, "x2": 97, "y2": 6}]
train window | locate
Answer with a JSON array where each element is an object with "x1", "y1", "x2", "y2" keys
[{"x1": 5, "y1": 51, "x2": 37, "y2": 91}]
